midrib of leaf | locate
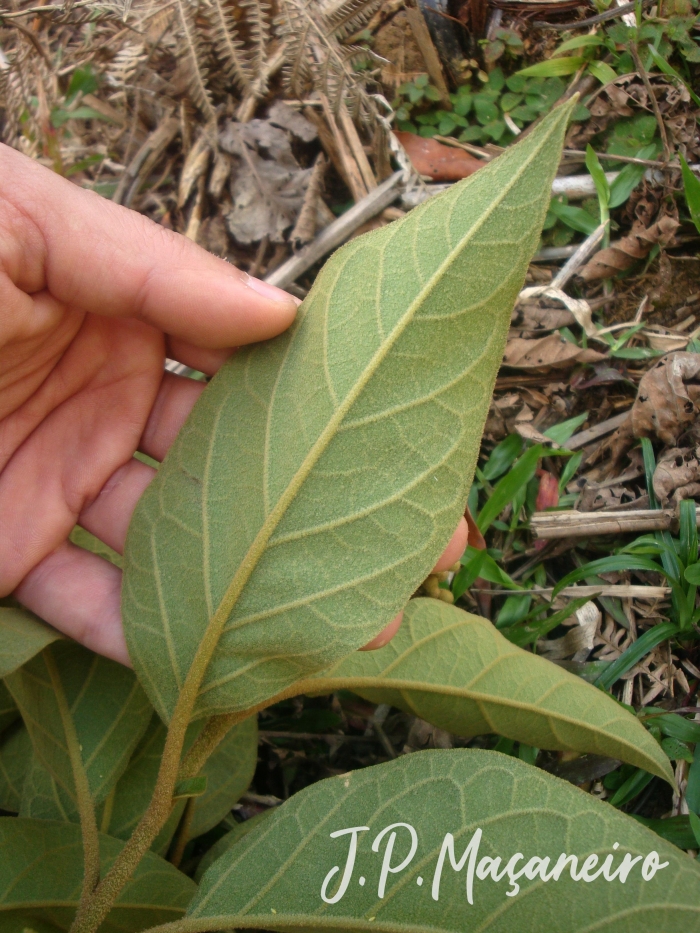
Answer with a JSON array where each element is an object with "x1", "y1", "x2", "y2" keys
[{"x1": 192, "y1": 110, "x2": 565, "y2": 687}]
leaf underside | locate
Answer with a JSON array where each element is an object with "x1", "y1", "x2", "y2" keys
[
  {"x1": 4, "y1": 642, "x2": 152, "y2": 806},
  {"x1": 0, "y1": 817, "x2": 195, "y2": 933},
  {"x1": 190, "y1": 750, "x2": 700, "y2": 933},
  {"x1": 123, "y1": 101, "x2": 575, "y2": 722},
  {"x1": 304, "y1": 598, "x2": 673, "y2": 782}
]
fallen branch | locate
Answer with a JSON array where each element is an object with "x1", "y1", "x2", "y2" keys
[{"x1": 531, "y1": 506, "x2": 700, "y2": 539}]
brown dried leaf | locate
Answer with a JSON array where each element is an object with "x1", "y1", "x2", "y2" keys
[
  {"x1": 503, "y1": 334, "x2": 605, "y2": 371},
  {"x1": 653, "y1": 447, "x2": 700, "y2": 502},
  {"x1": 632, "y1": 352, "x2": 700, "y2": 446},
  {"x1": 394, "y1": 131, "x2": 484, "y2": 181},
  {"x1": 578, "y1": 215, "x2": 679, "y2": 282}
]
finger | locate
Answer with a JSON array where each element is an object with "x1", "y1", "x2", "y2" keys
[
  {"x1": 140, "y1": 371, "x2": 206, "y2": 462},
  {"x1": 166, "y1": 337, "x2": 234, "y2": 376},
  {"x1": 13, "y1": 541, "x2": 129, "y2": 666},
  {"x1": 360, "y1": 611, "x2": 403, "y2": 651},
  {"x1": 433, "y1": 516, "x2": 469, "y2": 572},
  {"x1": 78, "y1": 458, "x2": 156, "y2": 555},
  {"x1": 1, "y1": 144, "x2": 299, "y2": 349}
]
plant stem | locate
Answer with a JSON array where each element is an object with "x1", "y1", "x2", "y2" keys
[
  {"x1": 178, "y1": 711, "x2": 249, "y2": 781},
  {"x1": 168, "y1": 797, "x2": 195, "y2": 869},
  {"x1": 43, "y1": 647, "x2": 101, "y2": 904},
  {"x1": 628, "y1": 41, "x2": 671, "y2": 162}
]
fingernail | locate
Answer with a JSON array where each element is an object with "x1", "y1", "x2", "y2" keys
[{"x1": 246, "y1": 274, "x2": 302, "y2": 307}]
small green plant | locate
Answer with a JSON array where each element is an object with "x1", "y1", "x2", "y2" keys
[{"x1": 394, "y1": 68, "x2": 587, "y2": 146}]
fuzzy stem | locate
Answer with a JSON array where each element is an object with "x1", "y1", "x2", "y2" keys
[
  {"x1": 168, "y1": 796, "x2": 196, "y2": 869},
  {"x1": 178, "y1": 711, "x2": 249, "y2": 781},
  {"x1": 44, "y1": 647, "x2": 101, "y2": 903}
]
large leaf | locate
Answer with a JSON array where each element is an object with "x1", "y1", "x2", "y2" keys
[
  {"x1": 104, "y1": 713, "x2": 256, "y2": 853},
  {"x1": 0, "y1": 680, "x2": 18, "y2": 733},
  {"x1": 0, "y1": 721, "x2": 32, "y2": 812},
  {"x1": 20, "y1": 754, "x2": 78, "y2": 822},
  {"x1": 0, "y1": 606, "x2": 61, "y2": 678},
  {"x1": 190, "y1": 749, "x2": 700, "y2": 932},
  {"x1": 4, "y1": 642, "x2": 152, "y2": 805},
  {"x1": 301, "y1": 598, "x2": 672, "y2": 782},
  {"x1": 190, "y1": 713, "x2": 258, "y2": 839},
  {"x1": 123, "y1": 101, "x2": 575, "y2": 723},
  {"x1": 0, "y1": 817, "x2": 196, "y2": 932},
  {"x1": 194, "y1": 809, "x2": 273, "y2": 882}
]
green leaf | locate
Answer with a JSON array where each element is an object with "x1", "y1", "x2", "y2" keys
[
  {"x1": 585, "y1": 144, "x2": 610, "y2": 215},
  {"x1": 303, "y1": 599, "x2": 672, "y2": 782},
  {"x1": 0, "y1": 607, "x2": 61, "y2": 678},
  {"x1": 0, "y1": 817, "x2": 195, "y2": 932},
  {"x1": 0, "y1": 722, "x2": 32, "y2": 812},
  {"x1": 608, "y1": 145, "x2": 658, "y2": 209},
  {"x1": 648, "y1": 44, "x2": 700, "y2": 107},
  {"x1": 195, "y1": 809, "x2": 273, "y2": 882},
  {"x1": 4, "y1": 642, "x2": 152, "y2": 805},
  {"x1": 174, "y1": 776, "x2": 208, "y2": 799},
  {"x1": 481, "y1": 433, "x2": 523, "y2": 481},
  {"x1": 190, "y1": 714, "x2": 258, "y2": 839},
  {"x1": 594, "y1": 622, "x2": 678, "y2": 690},
  {"x1": 548, "y1": 199, "x2": 599, "y2": 234},
  {"x1": 587, "y1": 59, "x2": 618, "y2": 84},
  {"x1": 104, "y1": 713, "x2": 257, "y2": 852},
  {"x1": 553, "y1": 555, "x2": 668, "y2": 597},
  {"x1": 554, "y1": 35, "x2": 606, "y2": 54},
  {"x1": 0, "y1": 680, "x2": 18, "y2": 733},
  {"x1": 69, "y1": 525, "x2": 122, "y2": 568},
  {"x1": 190, "y1": 749, "x2": 700, "y2": 930},
  {"x1": 122, "y1": 101, "x2": 576, "y2": 722},
  {"x1": 543, "y1": 411, "x2": 588, "y2": 445},
  {"x1": 633, "y1": 814, "x2": 700, "y2": 850},
  {"x1": 517, "y1": 56, "x2": 586, "y2": 77},
  {"x1": 680, "y1": 154, "x2": 700, "y2": 234},
  {"x1": 19, "y1": 753, "x2": 78, "y2": 822}
]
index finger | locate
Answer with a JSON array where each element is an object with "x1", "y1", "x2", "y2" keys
[{"x1": 0, "y1": 144, "x2": 299, "y2": 348}]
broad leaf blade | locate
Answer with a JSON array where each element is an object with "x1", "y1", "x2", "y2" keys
[
  {"x1": 190, "y1": 714, "x2": 258, "y2": 839},
  {"x1": 0, "y1": 680, "x2": 18, "y2": 733},
  {"x1": 0, "y1": 722, "x2": 32, "y2": 812},
  {"x1": 20, "y1": 754, "x2": 78, "y2": 822},
  {"x1": 0, "y1": 817, "x2": 195, "y2": 932},
  {"x1": 5, "y1": 642, "x2": 152, "y2": 804},
  {"x1": 123, "y1": 101, "x2": 576, "y2": 722},
  {"x1": 0, "y1": 606, "x2": 61, "y2": 677},
  {"x1": 191, "y1": 750, "x2": 700, "y2": 931},
  {"x1": 303, "y1": 598, "x2": 672, "y2": 783}
]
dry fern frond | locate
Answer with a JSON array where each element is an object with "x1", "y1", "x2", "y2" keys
[
  {"x1": 176, "y1": 0, "x2": 216, "y2": 122},
  {"x1": 207, "y1": 0, "x2": 255, "y2": 91},
  {"x1": 104, "y1": 42, "x2": 147, "y2": 99},
  {"x1": 276, "y1": 0, "x2": 380, "y2": 122}
]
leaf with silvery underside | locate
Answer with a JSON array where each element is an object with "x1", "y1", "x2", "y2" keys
[
  {"x1": 20, "y1": 754, "x2": 78, "y2": 823},
  {"x1": 4, "y1": 642, "x2": 152, "y2": 806},
  {"x1": 190, "y1": 749, "x2": 700, "y2": 932},
  {"x1": 0, "y1": 680, "x2": 18, "y2": 733},
  {"x1": 103, "y1": 713, "x2": 256, "y2": 854},
  {"x1": 122, "y1": 101, "x2": 576, "y2": 723},
  {"x1": 0, "y1": 721, "x2": 32, "y2": 813},
  {"x1": 0, "y1": 817, "x2": 196, "y2": 932},
  {"x1": 189, "y1": 713, "x2": 258, "y2": 839},
  {"x1": 300, "y1": 598, "x2": 672, "y2": 783},
  {"x1": 195, "y1": 809, "x2": 273, "y2": 882},
  {"x1": 0, "y1": 605, "x2": 61, "y2": 678}
]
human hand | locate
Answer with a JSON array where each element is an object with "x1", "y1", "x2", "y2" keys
[{"x1": 0, "y1": 144, "x2": 467, "y2": 665}]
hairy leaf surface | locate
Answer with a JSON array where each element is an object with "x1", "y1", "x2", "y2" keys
[
  {"x1": 123, "y1": 102, "x2": 575, "y2": 722},
  {"x1": 0, "y1": 722, "x2": 31, "y2": 812},
  {"x1": 0, "y1": 680, "x2": 18, "y2": 733},
  {"x1": 0, "y1": 818, "x2": 195, "y2": 932},
  {"x1": 302, "y1": 598, "x2": 672, "y2": 782},
  {"x1": 190, "y1": 750, "x2": 700, "y2": 932},
  {"x1": 0, "y1": 606, "x2": 60, "y2": 678},
  {"x1": 4, "y1": 642, "x2": 152, "y2": 805},
  {"x1": 189, "y1": 713, "x2": 258, "y2": 839},
  {"x1": 20, "y1": 754, "x2": 77, "y2": 822},
  {"x1": 104, "y1": 713, "x2": 257, "y2": 853}
]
